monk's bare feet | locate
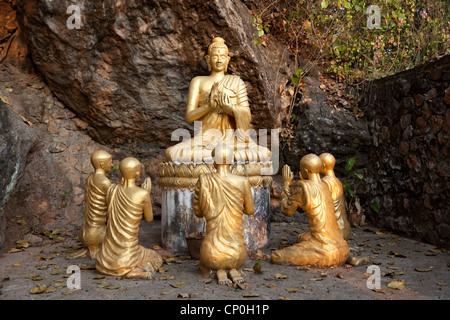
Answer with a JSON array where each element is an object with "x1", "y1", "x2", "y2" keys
[
  {"x1": 229, "y1": 269, "x2": 244, "y2": 283},
  {"x1": 217, "y1": 269, "x2": 232, "y2": 286}
]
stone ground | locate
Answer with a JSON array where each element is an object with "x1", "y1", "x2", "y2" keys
[{"x1": 0, "y1": 215, "x2": 449, "y2": 302}]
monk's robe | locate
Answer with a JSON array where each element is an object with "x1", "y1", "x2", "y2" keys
[
  {"x1": 166, "y1": 75, "x2": 271, "y2": 163},
  {"x1": 322, "y1": 175, "x2": 351, "y2": 240},
  {"x1": 193, "y1": 173, "x2": 248, "y2": 272},
  {"x1": 78, "y1": 174, "x2": 107, "y2": 259},
  {"x1": 271, "y1": 180, "x2": 349, "y2": 267},
  {"x1": 95, "y1": 184, "x2": 162, "y2": 277}
]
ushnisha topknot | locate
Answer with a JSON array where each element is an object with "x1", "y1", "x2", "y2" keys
[{"x1": 208, "y1": 37, "x2": 228, "y2": 55}]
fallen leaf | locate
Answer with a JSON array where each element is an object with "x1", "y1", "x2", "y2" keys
[
  {"x1": 93, "y1": 275, "x2": 105, "y2": 280},
  {"x1": 54, "y1": 282, "x2": 66, "y2": 289},
  {"x1": 159, "y1": 275, "x2": 174, "y2": 280},
  {"x1": 18, "y1": 113, "x2": 33, "y2": 126},
  {"x1": 336, "y1": 273, "x2": 344, "y2": 279},
  {"x1": 309, "y1": 278, "x2": 324, "y2": 281},
  {"x1": 372, "y1": 288, "x2": 386, "y2": 294},
  {"x1": 415, "y1": 267, "x2": 433, "y2": 272},
  {"x1": 302, "y1": 284, "x2": 312, "y2": 290},
  {"x1": 388, "y1": 280, "x2": 404, "y2": 290},
  {"x1": 321, "y1": 272, "x2": 328, "y2": 277},
  {"x1": 63, "y1": 290, "x2": 74, "y2": 295},
  {"x1": 13, "y1": 263, "x2": 21, "y2": 267},
  {"x1": 389, "y1": 251, "x2": 407, "y2": 258},
  {"x1": 234, "y1": 282, "x2": 251, "y2": 290},
  {"x1": 79, "y1": 263, "x2": 95, "y2": 270},
  {"x1": 242, "y1": 293, "x2": 259, "y2": 298},
  {"x1": 0, "y1": 95, "x2": 10, "y2": 105},
  {"x1": 198, "y1": 278, "x2": 212, "y2": 284},
  {"x1": 177, "y1": 293, "x2": 190, "y2": 298},
  {"x1": 265, "y1": 283, "x2": 277, "y2": 288},
  {"x1": 278, "y1": 296, "x2": 292, "y2": 300},
  {"x1": 275, "y1": 273, "x2": 287, "y2": 279},
  {"x1": 296, "y1": 266, "x2": 310, "y2": 271},
  {"x1": 171, "y1": 281, "x2": 186, "y2": 288},
  {"x1": 30, "y1": 284, "x2": 47, "y2": 294},
  {"x1": 286, "y1": 288, "x2": 299, "y2": 293},
  {"x1": 51, "y1": 270, "x2": 64, "y2": 275},
  {"x1": 437, "y1": 281, "x2": 447, "y2": 286},
  {"x1": 8, "y1": 248, "x2": 23, "y2": 254}
]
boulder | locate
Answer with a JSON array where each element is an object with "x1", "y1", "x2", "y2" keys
[
  {"x1": 15, "y1": 0, "x2": 292, "y2": 153},
  {"x1": 0, "y1": 99, "x2": 38, "y2": 247}
]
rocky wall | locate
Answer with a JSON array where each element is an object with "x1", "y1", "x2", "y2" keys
[{"x1": 358, "y1": 55, "x2": 450, "y2": 247}]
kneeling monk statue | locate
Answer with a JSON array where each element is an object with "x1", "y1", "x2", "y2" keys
[
  {"x1": 69, "y1": 150, "x2": 112, "y2": 260},
  {"x1": 95, "y1": 157, "x2": 163, "y2": 279},
  {"x1": 271, "y1": 154, "x2": 349, "y2": 267},
  {"x1": 193, "y1": 147, "x2": 254, "y2": 285}
]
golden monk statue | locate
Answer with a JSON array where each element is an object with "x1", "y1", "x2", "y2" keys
[
  {"x1": 271, "y1": 154, "x2": 349, "y2": 267},
  {"x1": 193, "y1": 147, "x2": 254, "y2": 285},
  {"x1": 165, "y1": 37, "x2": 271, "y2": 164},
  {"x1": 95, "y1": 157, "x2": 163, "y2": 279},
  {"x1": 69, "y1": 150, "x2": 112, "y2": 260},
  {"x1": 319, "y1": 153, "x2": 351, "y2": 240}
]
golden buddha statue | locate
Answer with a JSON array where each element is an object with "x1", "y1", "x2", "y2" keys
[
  {"x1": 193, "y1": 147, "x2": 254, "y2": 285},
  {"x1": 271, "y1": 154, "x2": 349, "y2": 267},
  {"x1": 319, "y1": 153, "x2": 351, "y2": 240},
  {"x1": 95, "y1": 157, "x2": 163, "y2": 279},
  {"x1": 69, "y1": 150, "x2": 112, "y2": 260},
  {"x1": 165, "y1": 37, "x2": 271, "y2": 164}
]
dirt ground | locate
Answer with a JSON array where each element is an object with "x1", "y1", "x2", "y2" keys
[{"x1": 1, "y1": 213, "x2": 449, "y2": 303}]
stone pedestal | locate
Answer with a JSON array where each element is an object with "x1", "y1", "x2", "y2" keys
[{"x1": 158, "y1": 162, "x2": 272, "y2": 255}]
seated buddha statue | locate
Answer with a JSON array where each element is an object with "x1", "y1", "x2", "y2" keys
[{"x1": 165, "y1": 37, "x2": 271, "y2": 164}]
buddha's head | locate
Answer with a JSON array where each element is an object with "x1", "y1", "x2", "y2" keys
[
  {"x1": 119, "y1": 157, "x2": 142, "y2": 181},
  {"x1": 299, "y1": 153, "x2": 322, "y2": 180},
  {"x1": 205, "y1": 37, "x2": 231, "y2": 73},
  {"x1": 91, "y1": 150, "x2": 113, "y2": 172},
  {"x1": 319, "y1": 153, "x2": 336, "y2": 174}
]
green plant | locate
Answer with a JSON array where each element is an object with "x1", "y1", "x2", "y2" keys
[
  {"x1": 248, "y1": 0, "x2": 449, "y2": 84},
  {"x1": 371, "y1": 201, "x2": 381, "y2": 213},
  {"x1": 252, "y1": 16, "x2": 270, "y2": 45}
]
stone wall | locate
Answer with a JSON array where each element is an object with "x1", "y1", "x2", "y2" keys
[{"x1": 358, "y1": 55, "x2": 450, "y2": 247}]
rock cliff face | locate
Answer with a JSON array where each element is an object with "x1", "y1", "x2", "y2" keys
[
  {"x1": 1, "y1": 0, "x2": 295, "y2": 248},
  {"x1": 15, "y1": 0, "x2": 290, "y2": 150}
]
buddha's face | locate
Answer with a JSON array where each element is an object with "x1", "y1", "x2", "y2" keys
[{"x1": 206, "y1": 47, "x2": 230, "y2": 73}]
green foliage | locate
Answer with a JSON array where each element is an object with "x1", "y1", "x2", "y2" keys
[
  {"x1": 345, "y1": 156, "x2": 356, "y2": 172},
  {"x1": 371, "y1": 201, "x2": 381, "y2": 213},
  {"x1": 252, "y1": 16, "x2": 270, "y2": 45},
  {"x1": 291, "y1": 68, "x2": 305, "y2": 84},
  {"x1": 249, "y1": 0, "x2": 449, "y2": 83}
]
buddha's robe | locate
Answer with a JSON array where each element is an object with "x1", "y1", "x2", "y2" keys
[
  {"x1": 271, "y1": 180, "x2": 349, "y2": 267},
  {"x1": 78, "y1": 174, "x2": 107, "y2": 259},
  {"x1": 322, "y1": 175, "x2": 351, "y2": 240},
  {"x1": 193, "y1": 173, "x2": 253, "y2": 272},
  {"x1": 166, "y1": 75, "x2": 271, "y2": 163},
  {"x1": 95, "y1": 184, "x2": 162, "y2": 276}
]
